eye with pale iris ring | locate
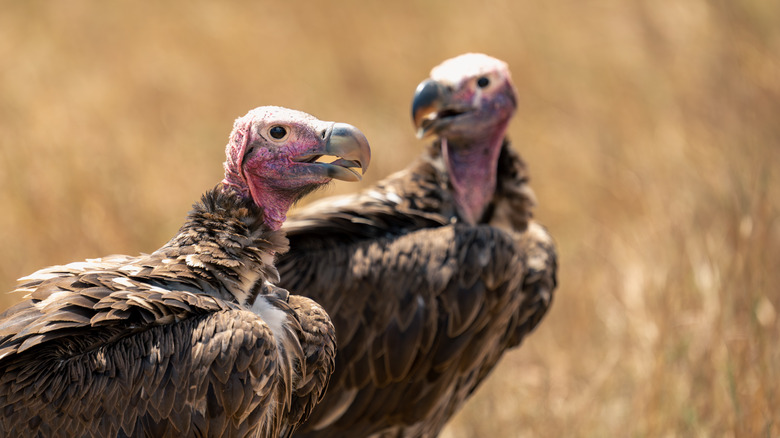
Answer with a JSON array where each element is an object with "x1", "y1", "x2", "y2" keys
[
  {"x1": 476, "y1": 76, "x2": 490, "y2": 88},
  {"x1": 268, "y1": 125, "x2": 288, "y2": 141}
]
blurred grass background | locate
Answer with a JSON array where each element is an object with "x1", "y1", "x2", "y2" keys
[{"x1": 1, "y1": 0, "x2": 777, "y2": 436}]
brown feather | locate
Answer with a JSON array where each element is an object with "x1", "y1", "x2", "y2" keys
[
  {"x1": 0, "y1": 187, "x2": 336, "y2": 438},
  {"x1": 278, "y1": 54, "x2": 555, "y2": 437},
  {"x1": 277, "y1": 139, "x2": 557, "y2": 437}
]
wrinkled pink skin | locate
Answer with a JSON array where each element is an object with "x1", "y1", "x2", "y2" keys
[
  {"x1": 430, "y1": 54, "x2": 517, "y2": 224},
  {"x1": 440, "y1": 121, "x2": 507, "y2": 224},
  {"x1": 222, "y1": 106, "x2": 335, "y2": 230}
]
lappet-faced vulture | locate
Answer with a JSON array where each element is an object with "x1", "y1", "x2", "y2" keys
[
  {"x1": 276, "y1": 54, "x2": 558, "y2": 437},
  {"x1": 0, "y1": 106, "x2": 370, "y2": 438}
]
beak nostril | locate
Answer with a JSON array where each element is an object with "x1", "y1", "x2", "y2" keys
[{"x1": 321, "y1": 129, "x2": 327, "y2": 140}]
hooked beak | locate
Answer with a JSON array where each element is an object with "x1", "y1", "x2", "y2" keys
[
  {"x1": 295, "y1": 123, "x2": 371, "y2": 182},
  {"x1": 411, "y1": 79, "x2": 471, "y2": 139}
]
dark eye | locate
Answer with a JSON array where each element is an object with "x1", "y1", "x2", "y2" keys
[
  {"x1": 476, "y1": 76, "x2": 490, "y2": 88},
  {"x1": 269, "y1": 126, "x2": 287, "y2": 140}
]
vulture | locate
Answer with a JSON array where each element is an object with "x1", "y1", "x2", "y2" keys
[
  {"x1": 276, "y1": 53, "x2": 558, "y2": 437},
  {"x1": 0, "y1": 106, "x2": 371, "y2": 438}
]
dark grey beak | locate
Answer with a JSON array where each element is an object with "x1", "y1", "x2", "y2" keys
[
  {"x1": 411, "y1": 79, "x2": 448, "y2": 139},
  {"x1": 323, "y1": 123, "x2": 371, "y2": 182}
]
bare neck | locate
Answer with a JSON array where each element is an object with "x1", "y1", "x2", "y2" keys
[
  {"x1": 441, "y1": 120, "x2": 508, "y2": 224},
  {"x1": 220, "y1": 173, "x2": 296, "y2": 231}
]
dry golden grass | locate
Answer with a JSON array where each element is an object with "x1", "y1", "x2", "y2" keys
[{"x1": 1, "y1": 0, "x2": 777, "y2": 436}]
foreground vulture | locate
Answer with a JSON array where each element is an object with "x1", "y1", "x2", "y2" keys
[
  {"x1": 0, "y1": 106, "x2": 370, "y2": 438},
  {"x1": 276, "y1": 54, "x2": 558, "y2": 437}
]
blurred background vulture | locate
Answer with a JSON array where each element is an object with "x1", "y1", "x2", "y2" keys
[
  {"x1": 276, "y1": 54, "x2": 558, "y2": 437},
  {"x1": 0, "y1": 107, "x2": 370, "y2": 438}
]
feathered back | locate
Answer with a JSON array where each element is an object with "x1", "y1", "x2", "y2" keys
[
  {"x1": 277, "y1": 141, "x2": 557, "y2": 437},
  {"x1": 0, "y1": 187, "x2": 335, "y2": 438}
]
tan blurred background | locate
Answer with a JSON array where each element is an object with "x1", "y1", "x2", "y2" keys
[{"x1": 1, "y1": 0, "x2": 778, "y2": 436}]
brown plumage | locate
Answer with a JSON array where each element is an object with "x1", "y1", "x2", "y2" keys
[
  {"x1": 276, "y1": 54, "x2": 557, "y2": 437},
  {"x1": 0, "y1": 106, "x2": 371, "y2": 438}
]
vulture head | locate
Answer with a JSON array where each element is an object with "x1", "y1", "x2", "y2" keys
[
  {"x1": 223, "y1": 106, "x2": 371, "y2": 230},
  {"x1": 411, "y1": 53, "x2": 517, "y2": 224}
]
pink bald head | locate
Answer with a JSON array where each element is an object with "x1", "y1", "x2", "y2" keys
[
  {"x1": 430, "y1": 53, "x2": 512, "y2": 86},
  {"x1": 222, "y1": 106, "x2": 370, "y2": 230},
  {"x1": 411, "y1": 54, "x2": 518, "y2": 224}
]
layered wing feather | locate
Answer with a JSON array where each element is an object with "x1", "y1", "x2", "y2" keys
[
  {"x1": 0, "y1": 189, "x2": 337, "y2": 438},
  {"x1": 0, "y1": 269, "x2": 278, "y2": 438},
  {"x1": 277, "y1": 143, "x2": 557, "y2": 438}
]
